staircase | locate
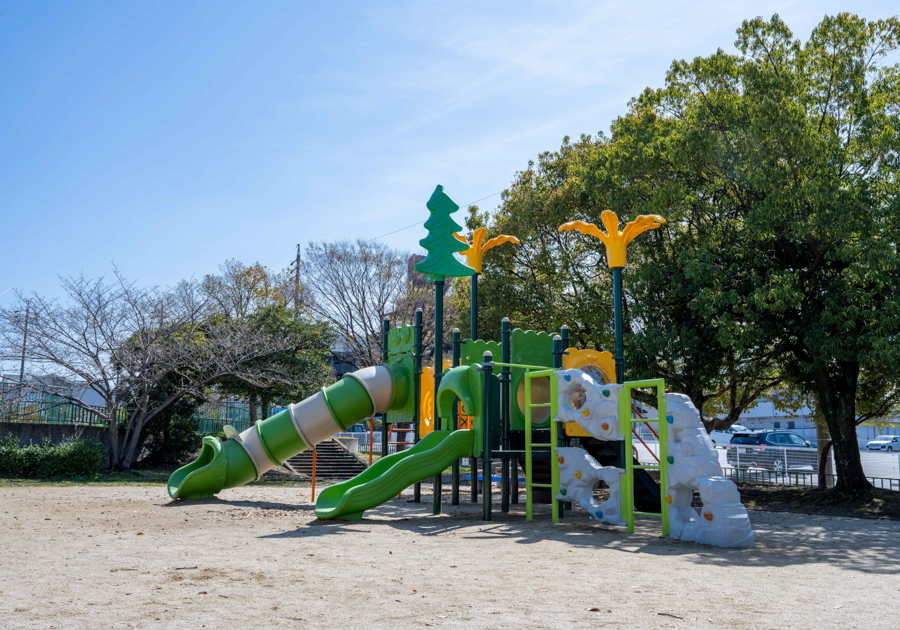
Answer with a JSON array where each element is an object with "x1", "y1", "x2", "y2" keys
[{"x1": 286, "y1": 439, "x2": 367, "y2": 480}]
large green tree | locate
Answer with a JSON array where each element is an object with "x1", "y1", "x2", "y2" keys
[
  {"x1": 449, "y1": 135, "x2": 617, "y2": 348},
  {"x1": 613, "y1": 14, "x2": 900, "y2": 490},
  {"x1": 215, "y1": 305, "x2": 335, "y2": 420}
]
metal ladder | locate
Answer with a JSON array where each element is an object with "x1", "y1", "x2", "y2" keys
[{"x1": 619, "y1": 379, "x2": 670, "y2": 536}]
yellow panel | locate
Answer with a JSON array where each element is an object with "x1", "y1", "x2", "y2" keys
[
  {"x1": 562, "y1": 348, "x2": 615, "y2": 437},
  {"x1": 419, "y1": 360, "x2": 453, "y2": 438}
]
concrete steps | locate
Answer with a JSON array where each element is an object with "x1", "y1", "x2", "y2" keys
[{"x1": 286, "y1": 439, "x2": 367, "y2": 480}]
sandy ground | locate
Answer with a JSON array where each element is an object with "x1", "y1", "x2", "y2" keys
[{"x1": 1, "y1": 485, "x2": 898, "y2": 630}]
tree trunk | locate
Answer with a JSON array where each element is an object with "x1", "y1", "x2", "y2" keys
[
  {"x1": 120, "y1": 420, "x2": 145, "y2": 470},
  {"x1": 814, "y1": 367, "x2": 870, "y2": 491},
  {"x1": 261, "y1": 395, "x2": 270, "y2": 420},
  {"x1": 817, "y1": 437, "x2": 833, "y2": 490},
  {"x1": 107, "y1": 407, "x2": 120, "y2": 470},
  {"x1": 249, "y1": 399, "x2": 258, "y2": 423}
]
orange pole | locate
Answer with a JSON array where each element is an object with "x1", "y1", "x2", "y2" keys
[
  {"x1": 632, "y1": 403, "x2": 660, "y2": 440},
  {"x1": 632, "y1": 427, "x2": 660, "y2": 463},
  {"x1": 368, "y1": 417, "x2": 374, "y2": 466},
  {"x1": 311, "y1": 448, "x2": 317, "y2": 502}
]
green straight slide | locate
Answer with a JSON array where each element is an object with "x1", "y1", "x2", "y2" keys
[{"x1": 315, "y1": 429, "x2": 475, "y2": 520}]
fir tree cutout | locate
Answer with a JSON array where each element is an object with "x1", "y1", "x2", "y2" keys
[{"x1": 415, "y1": 185, "x2": 475, "y2": 281}]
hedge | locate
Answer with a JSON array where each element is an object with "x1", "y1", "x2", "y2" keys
[{"x1": 0, "y1": 435, "x2": 106, "y2": 478}]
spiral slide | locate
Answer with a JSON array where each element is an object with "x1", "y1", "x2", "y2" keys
[
  {"x1": 168, "y1": 365, "x2": 403, "y2": 500},
  {"x1": 314, "y1": 429, "x2": 475, "y2": 519}
]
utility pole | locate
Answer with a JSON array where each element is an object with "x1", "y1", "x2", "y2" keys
[
  {"x1": 18, "y1": 304, "x2": 29, "y2": 385},
  {"x1": 292, "y1": 244, "x2": 301, "y2": 311}
]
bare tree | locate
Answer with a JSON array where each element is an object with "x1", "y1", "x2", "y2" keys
[
  {"x1": 302, "y1": 240, "x2": 404, "y2": 366},
  {"x1": 201, "y1": 259, "x2": 306, "y2": 319},
  {"x1": 301, "y1": 240, "x2": 459, "y2": 367},
  {"x1": 0, "y1": 271, "x2": 320, "y2": 470}
]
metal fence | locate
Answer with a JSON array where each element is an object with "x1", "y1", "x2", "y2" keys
[
  {"x1": 0, "y1": 398, "x2": 117, "y2": 427},
  {"x1": 721, "y1": 443, "x2": 900, "y2": 491},
  {"x1": 722, "y1": 466, "x2": 900, "y2": 491},
  {"x1": 0, "y1": 391, "x2": 277, "y2": 435}
]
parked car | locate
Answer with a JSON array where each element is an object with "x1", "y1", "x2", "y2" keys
[
  {"x1": 866, "y1": 435, "x2": 900, "y2": 452},
  {"x1": 726, "y1": 431, "x2": 817, "y2": 471},
  {"x1": 708, "y1": 424, "x2": 750, "y2": 448}
]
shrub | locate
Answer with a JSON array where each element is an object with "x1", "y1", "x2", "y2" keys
[
  {"x1": 0, "y1": 435, "x2": 106, "y2": 478},
  {"x1": 138, "y1": 415, "x2": 203, "y2": 467}
]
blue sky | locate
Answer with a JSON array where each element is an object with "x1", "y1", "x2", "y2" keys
[{"x1": 1, "y1": 1, "x2": 896, "y2": 304}]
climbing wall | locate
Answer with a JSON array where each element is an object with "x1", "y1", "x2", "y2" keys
[
  {"x1": 664, "y1": 393, "x2": 755, "y2": 548},
  {"x1": 555, "y1": 447, "x2": 625, "y2": 526},
  {"x1": 556, "y1": 371, "x2": 622, "y2": 441}
]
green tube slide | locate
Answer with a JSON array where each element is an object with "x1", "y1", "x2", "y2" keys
[
  {"x1": 314, "y1": 429, "x2": 475, "y2": 520},
  {"x1": 168, "y1": 363, "x2": 407, "y2": 500}
]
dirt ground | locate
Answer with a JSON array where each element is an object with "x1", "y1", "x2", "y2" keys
[{"x1": 1, "y1": 485, "x2": 898, "y2": 630}]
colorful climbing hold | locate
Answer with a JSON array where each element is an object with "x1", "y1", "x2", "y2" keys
[
  {"x1": 665, "y1": 495, "x2": 672, "y2": 504},
  {"x1": 557, "y1": 457, "x2": 565, "y2": 464},
  {"x1": 564, "y1": 374, "x2": 571, "y2": 381},
  {"x1": 666, "y1": 455, "x2": 674, "y2": 465},
  {"x1": 666, "y1": 414, "x2": 674, "y2": 424},
  {"x1": 560, "y1": 488, "x2": 567, "y2": 496},
  {"x1": 574, "y1": 472, "x2": 582, "y2": 479},
  {"x1": 581, "y1": 409, "x2": 589, "y2": 417},
  {"x1": 594, "y1": 510, "x2": 603, "y2": 519},
  {"x1": 600, "y1": 423, "x2": 609, "y2": 431},
  {"x1": 703, "y1": 512, "x2": 713, "y2": 521},
  {"x1": 602, "y1": 389, "x2": 610, "y2": 397}
]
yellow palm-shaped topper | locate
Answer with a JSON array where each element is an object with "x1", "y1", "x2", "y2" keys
[
  {"x1": 453, "y1": 227, "x2": 520, "y2": 273},
  {"x1": 559, "y1": 210, "x2": 666, "y2": 268}
]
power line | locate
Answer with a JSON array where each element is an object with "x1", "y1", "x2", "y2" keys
[
  {"x1": 273, "y1": 189, "x2": 506, "y2": 268},
  {"x1": 372, "y1": 190, "x2": 504, "y2": 240}
]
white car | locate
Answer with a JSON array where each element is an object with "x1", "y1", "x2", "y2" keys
[
  {"x1": 708, "y1": 425, "x2": 751, "y2": 448},
  {"x1": 866, "y1": 435, "x2": 900, "y2": 452}
]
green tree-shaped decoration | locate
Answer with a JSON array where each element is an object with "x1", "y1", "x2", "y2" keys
[{"x1": 415, "y1": 185, "x2": 476, "y2": 281}]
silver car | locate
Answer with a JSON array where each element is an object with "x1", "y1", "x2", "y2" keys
[
  {"x1": 708, "y1": 424, "x2": 750, "y2": 448},
  {"x1": 866, "y1": 435, "x2": 900, "y2": 452}
]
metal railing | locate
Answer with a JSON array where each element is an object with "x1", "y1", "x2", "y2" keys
[
  {"x1": 0, "y1": 399, "x2": 117, "y2": 427},
  {"x1": 722, "y1": 466, "x2": 900, "y2": 491}
]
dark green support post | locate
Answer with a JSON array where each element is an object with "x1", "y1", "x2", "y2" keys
[
  {"x1": 413, "y1": 185, "x2": 476, "y2": 506},
  {"x1": 481, "y1": 351, "x2": 494, "y2": 522},
  {"x1": 552, "y1": 335, "x2": 565, "y2": 519},
  {"x1": 500, "y1": 318, "x2": 511, "y2": 513},
  {"x1": 471, "y1": 272, "x2": 479, "y2": 341},
  {"x1": 381, "y1": 317, "x2": 390, "y2": 462},
  {"x1": 414, "y1": 309, "x2": 423, "y2": 503},
  {"x1": 559, "y1": 324, "x2": 572, "y2": 512},
  {"x1": 612, "y1": 266, "x2": 626, "y2": 469},
  {"x1": 451, "y1": 328, "x2": 461, "y2": 506},
  {"x1": 433, "y1": 280, "x2": 444, "y2": 515}
]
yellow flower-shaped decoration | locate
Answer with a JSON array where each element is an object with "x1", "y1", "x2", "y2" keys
[
  {"x1": 453, "y1": 227, "x2": 520, "y2": 273},
  {"x1": 559, "y1": 210, "x2": 666, "y2": 268}
]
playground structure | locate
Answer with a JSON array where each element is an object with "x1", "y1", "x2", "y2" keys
[{"x1": 168, "y1": 185, "x2": 754, "y2": 548}]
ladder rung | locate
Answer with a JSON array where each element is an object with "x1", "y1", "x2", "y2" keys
[
  {"x1": 529, "y1": 483, "x2": 552, "y2": 488},
  {"x1": 529, "y1": 403, "x2": 552, "y2": 408},
  {"x1": 633, "y1": 511, "x2": 662, "y2": 518},
  {"x1": 630, "y1": 418, "x2": 658, "y2": 423},
  {"x1": 632, "y1": 465, "x2": 660, "y2": 470},
  {"x1": 530, "y1": 443, "x2": 552, "y2": 447}
]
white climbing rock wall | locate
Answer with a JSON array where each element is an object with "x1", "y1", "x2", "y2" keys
[
  {"x1": 555, "y1": 370, "x2": 622, "y2": 441},
  {"x1": 665, "y1": 393, "x2": 755, "y2": 547},
  {"x1": 554, "y1": 447, "x2": 625, "y2": 526}
]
